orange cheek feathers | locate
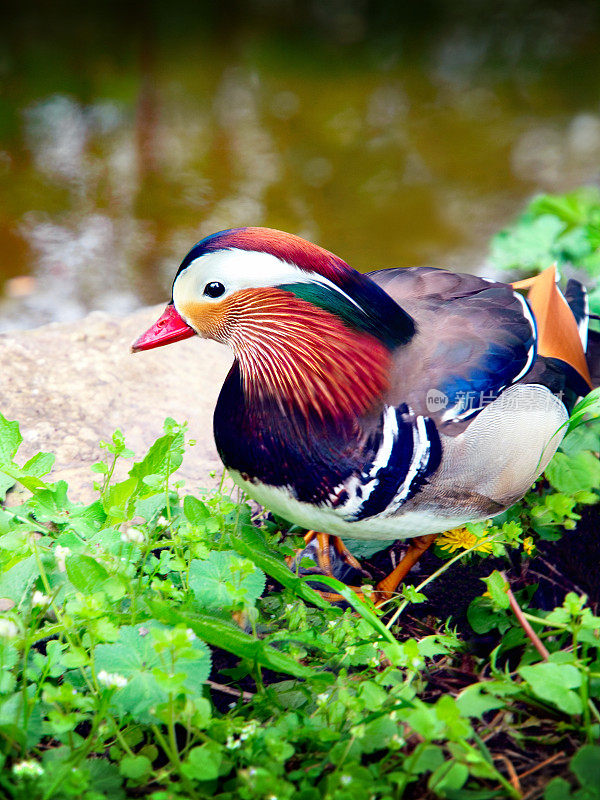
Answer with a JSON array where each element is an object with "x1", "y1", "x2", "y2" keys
[
  {"x1": 179, "y1": 288, "x2": 390, "y2": 421},
  {"x1": 177, "y1": 298, "x2": 236, "y2": 342}
]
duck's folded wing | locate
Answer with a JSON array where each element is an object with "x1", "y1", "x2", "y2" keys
[{"x1": 367, "y1": 267, "x2": 537, "y2": 430}]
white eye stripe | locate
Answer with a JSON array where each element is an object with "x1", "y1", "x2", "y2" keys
[
  {"x1": 178, "y1": 248, "x2": 306, "y2": 290},
  {"x1": 173, "y1": 247, "x2": 362, "y2": 312}
]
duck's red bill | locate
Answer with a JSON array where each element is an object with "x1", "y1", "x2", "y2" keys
[{"x1": 131, "y1": 304, "x2": 196, "y2": 352}]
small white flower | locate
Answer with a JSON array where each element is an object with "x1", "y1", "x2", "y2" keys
[
  {"x1": 340, "y1": 775, "x2": 352, "y2": 786},
  {"x1": 157, "y1": 516, "x2": 169, "y2": 527},
  {"x1": 97, "y1": 670, "x2": 128, "y2": 689},
  {"x1": 32, "y1": 591, "x2": 51, "y2": 608},
  {"x1": 54, "y1": 545, "x2": 71, "y2": 572},
  {"x1": 226, "y1": 735, "x2": 241, "y2": 750},
  {"x1": 0, "y1": 618, "x2": 18, "y2": 639},
  {"x1": 316, "y1": 692, "x2": 330, "y2": 705},
  {"x1": 239, "y1": 720, "x2": 259, "y2": 740},
  {"x1": 411, "y1": 657, "x2": 422, "y2": 668},
  {"x1": 121, "y1": 527, "x2": 145, "y2": 544},
  {"x1": 138, "y1": 626, "x2": 149, "y2": 637},
  {"x1": 185, "y1": 628, "x2": 196, "y2": 642},
  {"x1": 12, "y1": 760, "x2": 44, "y2": 778}
]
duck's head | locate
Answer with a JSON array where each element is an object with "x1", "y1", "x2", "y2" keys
[
  {"x1": 133, "y1": 227, "x2": 414, "y2": 420},
  {"x1": 133, "y1": 227, "x2": 413, "y2": 350}
]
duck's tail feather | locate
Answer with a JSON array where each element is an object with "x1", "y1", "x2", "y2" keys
[
  {"x1": 586, "y1": 328, "x2": 600, "y2": 388},
  {"x1": 564, "y1": 278, "x2": 600, "y2": 388},
  {"x1": 512, "y1": 265, "x2": 593, "y2": 389},
  {"x1": 564, "y1": 278, "x2": 589, "y2": 350}
]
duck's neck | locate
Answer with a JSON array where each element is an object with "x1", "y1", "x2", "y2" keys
[
  {"x1": 214, "y1": 359, "x2": 365, "y2": 506},
  {"x1": 225, "y1": 288, "x2": 392, "y2": 423}
]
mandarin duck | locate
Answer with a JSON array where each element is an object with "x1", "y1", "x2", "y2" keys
[{"x1": 132, "y1": 227, "x2": 598, "y2": 601}]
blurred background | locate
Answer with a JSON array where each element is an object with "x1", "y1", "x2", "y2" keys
[{"x1": 2, "y1": 0, "x2": 600, "y2": 331}]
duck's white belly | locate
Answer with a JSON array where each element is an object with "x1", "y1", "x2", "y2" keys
[{"x1": 228, "y1": 468, "x2": 478, "y2": 540}]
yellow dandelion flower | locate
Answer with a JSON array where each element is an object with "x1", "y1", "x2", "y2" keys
[
  {"x1": 523, "y1": 536, "x2": 535, "y2": 556},
  {"x1": 437, "y1": 526, "x2": 493, "y2": 554}
]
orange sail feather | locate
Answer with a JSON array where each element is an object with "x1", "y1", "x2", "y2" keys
[{"x1": 512, "y1": 265, "x2": 592, "y2": 388}]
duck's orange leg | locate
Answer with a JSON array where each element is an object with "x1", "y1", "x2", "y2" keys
[
  {"x1": 302, "y1": 530, "x2": 366, "y2": 574},
  {"x1": 289, "y1": 531, "x2": 368, "y2": 602},
  {"x1": 290, "y1": 531, "x2": 439, "y2": 606},
  {"x1": 374, "y1": 533, "x2": 438, "y2": 603}
]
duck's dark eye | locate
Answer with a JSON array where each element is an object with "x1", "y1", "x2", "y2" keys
[{"x1": 204, "y1": 281, "x2": 225, "y2": 298}]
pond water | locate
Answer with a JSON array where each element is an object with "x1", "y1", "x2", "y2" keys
[{"x1": 2, "y1": 2, "x2": 600, "y2": 331}]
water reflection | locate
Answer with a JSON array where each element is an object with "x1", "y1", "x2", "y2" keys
[{"x1": 1, "y1": 2, "x2": 600, "y2": 331}]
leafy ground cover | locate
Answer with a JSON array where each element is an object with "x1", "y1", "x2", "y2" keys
[
  {"x1": 489, "y1": 186, "x2": 600, "y2": 314},
  {"x1": 1, "y1": 192, "x2": 600, "y2": 799}
]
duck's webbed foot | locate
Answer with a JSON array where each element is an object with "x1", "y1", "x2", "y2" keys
[{"x1": 288, "y1": 531, "x2": 371, "y2": 602}]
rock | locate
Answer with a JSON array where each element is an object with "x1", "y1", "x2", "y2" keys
[{"x1": 0, "y1": 307, "x2": 233, "y2": 503}]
